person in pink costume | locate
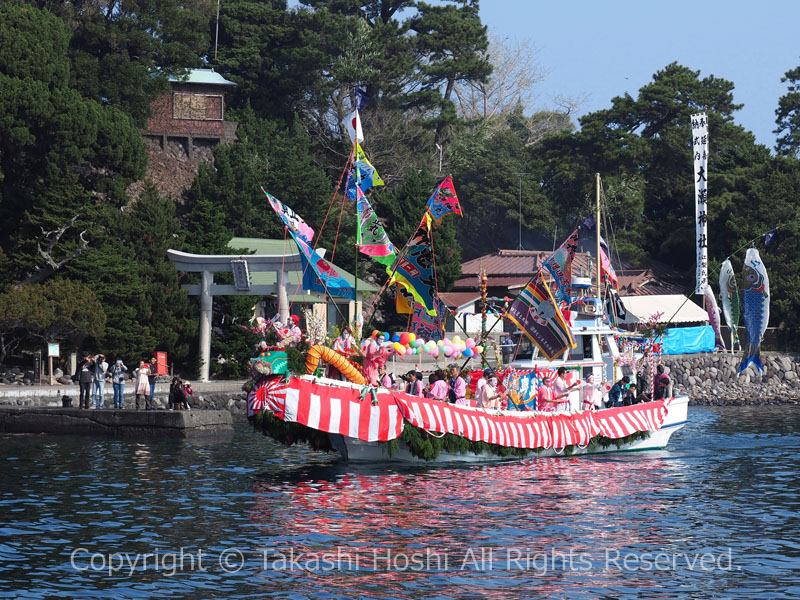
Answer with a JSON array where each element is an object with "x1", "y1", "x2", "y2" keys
[
  {"x1": 362, "y1": 333, "x2": 391, "y2": 387},
  {"x1": 449, "y1": 366, "x2": 468, "y2": 405}
]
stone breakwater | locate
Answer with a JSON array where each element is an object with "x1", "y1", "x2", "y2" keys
[{"x1": 662, "y1": 353, "x2": 800, "y2": 406}]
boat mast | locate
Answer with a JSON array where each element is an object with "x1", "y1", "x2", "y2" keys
[
  {"x1": 595, "y1": 173, "x2": 601, "y2": 300},
  {"x1": 354, "y1": 160, "x2": 360, "y2": 329}
]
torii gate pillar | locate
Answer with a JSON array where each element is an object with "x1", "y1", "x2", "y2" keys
[{"x1": 167, "y1": 249, "x2": 304, "y2": 382}]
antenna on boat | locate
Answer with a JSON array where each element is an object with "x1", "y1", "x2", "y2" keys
[{"x1": 596, "y1": 173, "x2": 602, "y2": 300}]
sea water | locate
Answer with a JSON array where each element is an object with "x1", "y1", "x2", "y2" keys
[{"x1": 0, "y1": 406, "x2": 798, "y2": 599}]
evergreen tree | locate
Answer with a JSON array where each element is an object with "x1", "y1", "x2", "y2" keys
[
  {"x1": 775, "y1": 64, "x2": 800, "y2": 157},
  {"x1": 34, "y1": 0, "x2": 214, "y2": 124},
  {"x1": 0, "y1": 4, "x2": 146, "y2": 285}
]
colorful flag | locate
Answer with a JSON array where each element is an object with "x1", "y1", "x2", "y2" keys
[
  {"x1": 396, "y1": 285, "x2": 414, "y2": 314},
  {"x1": 263, "y1": 189, "x2": 315, "y2": 244},
  {"x1": 290, "y1": 230, "x2": 355, "y2": 300},
  {"x1": 410, "y1": 296, "x2": 445, "y2": 341},
  {"x1": 506, "y1": 273, "x2": 576, "y2": 361},
  {"x1": 600, "y1": 244, "x2": 618, "y2": 289},
  {"x1": 388, "y1": 215, "x2": 437, "y2": 316},
  {"x1": 426, "y1": 175, "x2": 462, "y2": 222},
  {"x1": 356, "y1": 184, "x2": 396, "y2": 266},
  {"x1": 345, "y1": 142, "x2": 384, "y2": 200},
  {"x1": 542, "y1": 228, "x2": 579, "y2": 304}
]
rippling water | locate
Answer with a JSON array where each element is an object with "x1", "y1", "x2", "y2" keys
[{"x1": 1, "y1": 406, "x2": 799, "y2": 599}]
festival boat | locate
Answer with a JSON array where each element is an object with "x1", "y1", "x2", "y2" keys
[{"x1": 247, "y1": 149, "x2": 689, "y2": 462}]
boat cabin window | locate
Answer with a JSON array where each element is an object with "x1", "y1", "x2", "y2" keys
[
  {"x1": 510, "y1": 333, "x2": 534, "y2": 360},
  {"x1": 583, "y1": 335, "x2": 594, "y2": 359},
  {"x1": 568, "y1": 335, "x2": 593, "y2": 361}
]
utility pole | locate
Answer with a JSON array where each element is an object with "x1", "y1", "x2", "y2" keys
[
  {"x1": 214, "y1": 0, "x2": 221, "y2": 62},
  {"x1": 512, "y1": 172, "x2": 531, "y2": 250}
]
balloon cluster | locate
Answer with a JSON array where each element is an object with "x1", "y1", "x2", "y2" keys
[{"x1": 365, "y1": 331, "x2": 484, "y2": 359}]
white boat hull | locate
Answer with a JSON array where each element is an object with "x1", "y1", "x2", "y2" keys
[{"x1": 331, "y1": 396, "x2": 689, "y2": 463}]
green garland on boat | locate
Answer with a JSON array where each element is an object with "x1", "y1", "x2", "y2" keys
[
  {"x1": 251, "y1": 410, "x2": 333, "y2": 452},
  {"x1": 381, "y1": 423, "x2": 651, "y2": 460},
  {"x1": 252, "y1": 407, "x2": 651, "y2": 461}
]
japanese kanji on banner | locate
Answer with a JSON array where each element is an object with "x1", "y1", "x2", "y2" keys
[{"x1": 691, "y1": 112, "x2": 709, "y2": 293}]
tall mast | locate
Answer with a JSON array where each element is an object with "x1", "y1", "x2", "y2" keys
[
  {"x1": 595, "y1": 173, "x2": 601, "y2": 299},
  {"x1": 354, "y1": 157, "x2": 360, "y2": 325}
]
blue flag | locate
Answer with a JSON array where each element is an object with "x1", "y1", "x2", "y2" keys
[{"x1": 291, "y1": 232, "x2": 355, "y2": 300}]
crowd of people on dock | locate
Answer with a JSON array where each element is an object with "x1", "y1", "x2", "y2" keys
[{"x1": 71, "y1": 354, "x2": 192, "y2": 411}]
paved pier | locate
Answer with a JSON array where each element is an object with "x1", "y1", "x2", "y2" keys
[{"x1": 0, "y1": 407, "x2": 233, "y2": 438}]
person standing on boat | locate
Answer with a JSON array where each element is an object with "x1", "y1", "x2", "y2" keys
[
  {"x1": 332, "y1": 326, "x2": 356, "y2": 355},
  {"x1": 475, "y1": 368, "x2": 491, "y2": 399},
  {"x1": 654, "y1": 376, "x2": 672, "y2": 400},
  {"x1": 449, "y1": 366, "x2": 468, "y2": 405},
  {"x1": 622, "y1": 383, "x2": 638, "y2": 406},
  {"x1": 284, "y1": 315, "x2": 303, "y2": 347},
  {"x1": 404, "y1": 371, "x2": 424, "y2": 397},
  {"x1": 552, "y1": 366, "x2": 579, "y2": 412},
  {"x1": 581, "y1": 375, "x2": 601, "y2": 411},
  {"x1": 362, "y1": 333, "x2": 391, "y2": 386},
  {"x1": 478, "y1": 374, "x2": 505, "y2": 410},
  {"x1": 608, "y1": 375, "x2": 630, "y2": 408},
  {"x1": 427, "y1": 370, "x2": 449, "y2": 401},
  {"x1": 326, "y1": 326, "x2": 357, "y2": 379},
  {"x1": 379, "y1": 365, "x2": 393, "y2": 389}
]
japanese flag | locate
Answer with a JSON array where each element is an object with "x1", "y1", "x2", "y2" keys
[{"x1": 344, "y1": 108, "x2": 364, "y2": 143}]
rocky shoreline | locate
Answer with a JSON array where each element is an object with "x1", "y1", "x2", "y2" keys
[{"x1": 662, "y1": 353, "x2": 800, "y2": 406}]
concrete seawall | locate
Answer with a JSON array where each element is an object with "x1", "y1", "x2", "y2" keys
[
  {"x1": 0, "y1": 406, "x2": 233, "y2": 437},
  {"x1": 0, "y1": 381, "x2": 250, "y2": 414}
]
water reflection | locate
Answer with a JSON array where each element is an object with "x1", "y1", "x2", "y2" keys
[{"x1": 0, "y1": 407, "x2": 798, "y2": 599}]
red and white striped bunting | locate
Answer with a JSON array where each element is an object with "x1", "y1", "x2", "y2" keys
[
  {"x1": 593, "y1": 400, "x2": 669, "y2": 439},
  {"x1": 393, "y1": 393, "x2": 603, "y2": 450},
  {"x1": 257, "y1": 377, "x2": 670, "y2": 449},
  {"x1": 282, "y1": 378, "x2": 403, "y2": 442}
]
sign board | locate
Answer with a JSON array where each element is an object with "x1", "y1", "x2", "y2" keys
[{"x1": 47, "y1": 343, "x2": 59, "y2": 357}]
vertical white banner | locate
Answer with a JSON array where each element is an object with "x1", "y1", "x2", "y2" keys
[{"x1": 691, "y1": 113, "x2": 709, "y2": 293}]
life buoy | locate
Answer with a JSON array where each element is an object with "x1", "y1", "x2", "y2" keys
[{"x1": 305, "y1": 345, "x2": 366, "y2": 385}]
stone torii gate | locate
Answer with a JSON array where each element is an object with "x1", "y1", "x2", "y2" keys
[{"x1": 167, "y1": 249, "x2": 304, "y2": 382}]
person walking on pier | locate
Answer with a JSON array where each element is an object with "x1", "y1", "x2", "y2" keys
[
  {"x1": 92, "y1": 354, "x2": 109, "y2": 409},
  {"x1": 109, "y1": 358, "x2": 128, "y2": 409},
  {"x1": 134, "y1": 361, "x2": 151, "y2": 410}
]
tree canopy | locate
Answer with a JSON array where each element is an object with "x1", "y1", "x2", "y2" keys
[{"x1": 5, "y1": 0, "x2": 800, "y2": 371}]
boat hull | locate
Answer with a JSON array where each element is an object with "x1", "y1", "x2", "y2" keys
[{"x1": 332, "y1": 396, "x2": 689, "y2": 463}]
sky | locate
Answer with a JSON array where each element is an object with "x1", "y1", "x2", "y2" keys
[{"x1": 478, "y1": 0, "x2": 800, "y2": 150}]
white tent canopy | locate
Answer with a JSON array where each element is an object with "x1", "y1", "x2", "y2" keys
[{"x1": 620, "y1": 294, "x2": 709, "y2": 326}]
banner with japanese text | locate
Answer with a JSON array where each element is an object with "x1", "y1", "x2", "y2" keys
[{"x1": 691, "y1": 113, "x2": 709, "y2": 293}]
